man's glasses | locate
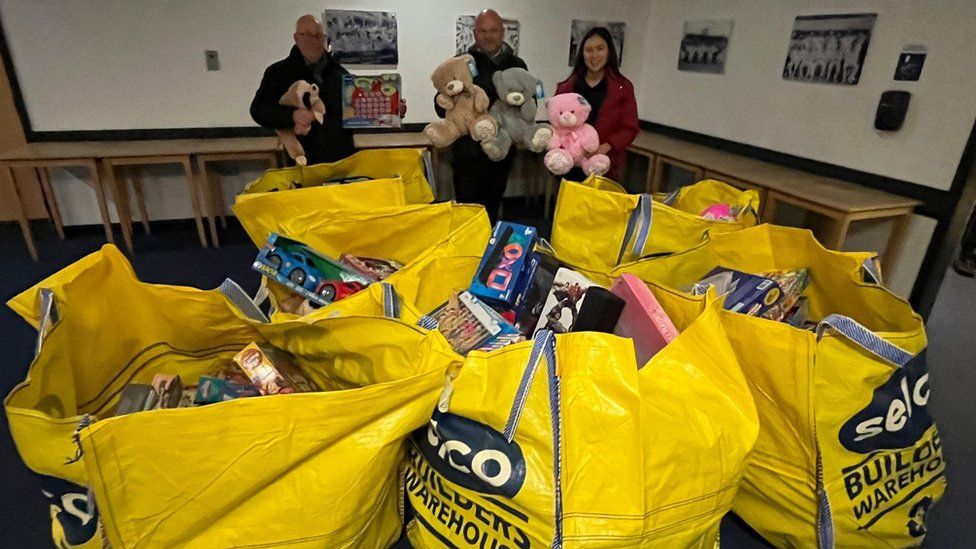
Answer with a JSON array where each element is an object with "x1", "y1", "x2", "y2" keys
[{"x1": 297, "y1": 32, "x2": 326, "y2": 42}]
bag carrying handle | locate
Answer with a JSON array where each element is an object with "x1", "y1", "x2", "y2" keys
[
  {"x1": 219, "y1": 279, "x2": 270, "y2": 323},
  {"x1": 816, "y1": 313, "x2": 913, "y2": 367},
  {"x1": 381, "y1": 282, "x2": 401, "y2": 319},
  {"x1": 501, "y1": 330, "x2": 564, "y2": 547},
  {"x1": 35, "y1": 288, "x2": 59, "y2": 358},
  {"x1": 661, "y1": 188, "x2": 680, "y2": 206},
  {"x1": 861, "y1": 257, "x2": 883, "y2": 285},
  {"x1": 616, "y1": 194, "x2": 653, "y2": 265}
]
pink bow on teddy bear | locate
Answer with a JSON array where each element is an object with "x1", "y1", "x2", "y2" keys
[{"x1": 543, "y1": 93, "x2": 610, "y2": 177}]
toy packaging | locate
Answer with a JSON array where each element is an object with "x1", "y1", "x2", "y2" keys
[
  {"x1": 611, "y1": 274, "x2": 680, "y2": 367},
  {"x1": 760, "y1": 268, "x2": 811, "y2": 322},
  {"x1": 194, "y1": 376, "x2": 260, "y2": 404},
  {"x1": 469, "y1": 222, "x2": 538, "y2": 307},
  {"x1": 253, "y1": 233, "x2": 372, "y2": 307},
  {"x1": 534, "y1": 267, "x2": 602, "y2": 335},
  {"x1": 233, "y1": 342, "x2": 319, "y2": 396},
  {"x1": 691, "y1": 267, "x2": 784, "y2": 318},
  {"x1": 151, "y1": 374, "x2": 183, "y2": 410},
  {"x1": 340, "y1": 254, "x2": 404, "y2": 281},
  {"x1": 515, "y1": 252, "x2": 561, "y2": 336},
  {"x1": 115, "y1": 384, "x2": 156, "y2": 416},
  {"x1": 341, "y1": 73, "x2": 402, "y2": 128},
  {"x1": 571, "y1": 286, "x2": 626, "y2": 334},
  {"x1": 424, "y1": 290, "x2": 520, "y2": 355}
]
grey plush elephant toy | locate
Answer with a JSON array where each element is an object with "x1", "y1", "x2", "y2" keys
[{"x1": 481, "y1": 68, "x2": 553, "y2": 162}]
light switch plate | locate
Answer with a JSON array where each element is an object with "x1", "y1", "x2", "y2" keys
[{"x1": 205, "y1": 50, "x2": 219, "y2": 71}]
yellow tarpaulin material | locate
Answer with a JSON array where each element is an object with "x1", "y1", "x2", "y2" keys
[
  {"x1": 614, "y1": 224, "x2": 945, "y2": 547},
  {"x1": 655, "y1": 178, "x2": 761, "y2": 220},
  {"x1": 234, "y1": 200, "x2": 490, "y2": 322},
  {"x1": 5, "y1": 245, "x2": 460, "y2": 548},
  {"x1": 405, "y1": 299, "x2": 759, "y2": 548},
  {"x1": 551, "y1": 176, "x2": 758, "y2": 273},
  {"x1": 243, "y1": 147, "x2": 435, "y2": 204}
]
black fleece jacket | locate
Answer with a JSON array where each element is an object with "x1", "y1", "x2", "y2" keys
[{"x1": 250, "y1": 46, "x2": 355, "y2": 164}]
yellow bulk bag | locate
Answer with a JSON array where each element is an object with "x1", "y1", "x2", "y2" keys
[
  {"x1": 5, "y1": 245, "x2": 458, "y2": 548},
  {"x1": 656, "y1": 178, "x2": 761, "y2": 219},
  {"x1": 234, "y1": 200, "x2": 490, "y2": 322},
  {"x1": 243, "y1": 147, "x2": 435, "y2": 204},
  {"x1": 614, "y1": 224, "x2": 945, "y2": 547},
  {"x1": 550, "y1": 176, "x2": 755, "y2": 274},
  {"x1": 405, "y1": 300, "x2": 759, "y2": 548}
]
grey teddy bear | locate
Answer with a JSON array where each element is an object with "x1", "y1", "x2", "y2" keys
[{"x1": 481, "y1": 68, "x2": 553, "y2": 162}]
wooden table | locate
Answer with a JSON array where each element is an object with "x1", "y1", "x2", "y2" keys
[
  {"x1": 626, "y1": 131, "x2": 921, "y2": 274},
  {"x1": 1, "y1": 137, "x2": 281, "y2": 257},
  {"x1": 1, "y1": 133, "x2": 435, "y2": 258}
]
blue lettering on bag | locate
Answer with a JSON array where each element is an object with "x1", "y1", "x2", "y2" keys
[
  {"x1": 413, "y1": 411, "x2": 527, "y2": 498},
  {"x1": 839, "y1": 350, "x2": 933, "y2": 453}
]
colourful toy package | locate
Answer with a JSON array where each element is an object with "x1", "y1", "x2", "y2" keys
[
  {"x1": 469, "y1": 222, "x2": 538, "y2": 307},
  {"x1": 342, "y1": 73, "x2": 402, "y2": 128}
]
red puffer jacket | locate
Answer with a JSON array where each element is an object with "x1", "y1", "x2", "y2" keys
[{"x1": 555, "y1": 72, "x2": 639, "y2": 180}]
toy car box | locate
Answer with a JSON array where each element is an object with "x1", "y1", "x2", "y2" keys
[
  {"x1": 469, "y1": 222, "x2": 538, "y2": 307},
  {"x1": 253, "y1": 233, "x2": 372, "y2": 307}
]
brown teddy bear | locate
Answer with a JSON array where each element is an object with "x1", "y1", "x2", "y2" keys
[
  {"x1": 277, "y1": 80, "x2": 326, "y2": 166},
  {"x1": 423, "y1": 54, "x2": 498, "y2": 149}
]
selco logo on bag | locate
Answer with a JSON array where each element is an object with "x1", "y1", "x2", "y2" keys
[
  {"x1": 413, "y1": 411, "x2": 527, "y2": 498},
  {"x1": 34, "y1": 473, "x2": 99, "y2": 546},
  {"x1": 840, "y1": 350, "x2": 933, "y2": 453}
]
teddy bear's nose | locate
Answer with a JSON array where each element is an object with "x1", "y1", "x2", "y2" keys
[
  {"x1": 446, "y1": 80, "x2": 464, "y2": 95},
  {"x1": 507, "y1": 92, "x2": 524, "y2": 106},
  {"x1": 560, "y1": 112, "x2": 577, "y2": 125}
]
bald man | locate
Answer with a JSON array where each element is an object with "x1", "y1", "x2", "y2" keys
[
  {"x1": 250, "y1": 15, "x2": 355, "y2": 164},
  {"x1": 437, "y1": 9, "x2": 527, "y2": 223}
]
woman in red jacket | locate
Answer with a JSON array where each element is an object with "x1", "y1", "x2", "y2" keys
[{"x1": 555, "y1": 27, "x2": 639, "y2": 182}]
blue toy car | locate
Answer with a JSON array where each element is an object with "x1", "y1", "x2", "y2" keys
[{"x1": 253, "y1": 233, "x2": 371, "y2": 306}]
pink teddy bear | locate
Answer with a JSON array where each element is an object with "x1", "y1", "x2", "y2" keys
[{"x1": 544, "y1": 93, "x2": 610, "y2": 176}]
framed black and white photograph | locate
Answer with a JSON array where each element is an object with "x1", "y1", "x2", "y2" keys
[
  {"x1": 455, "y1": 16, "x2": 520, "y2": 55},
  {"x1": 782, "y1": 13, "x2": 876, "y2": 85},
  {"x1": 323, "y1": 9, "x2": 398, "y2": 65},
  {"x1": 894, "y1": 46, "x2": 927, "y2": 81},
  {"x1": 678, "y1": 19, "x2": 734, "y2": 74},
  {"x1": 568, "y1": 20, "x2": 625, "y2": 66}
]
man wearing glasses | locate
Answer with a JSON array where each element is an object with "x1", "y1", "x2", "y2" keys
[{"x1": 252, "y1": 15, "x2": 405, "y2": 164}]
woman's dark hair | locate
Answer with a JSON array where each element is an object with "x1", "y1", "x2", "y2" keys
[{"x1": 572, "y1": 27, "x2": 621, "y2": 78}]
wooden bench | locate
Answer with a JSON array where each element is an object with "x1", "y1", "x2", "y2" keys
[
  {"x1": 626, "y1": 131, "x2": 921, "y2": 275},
  {"x1": 1, "y1": 133, "x2": 436, "y2": 258}
]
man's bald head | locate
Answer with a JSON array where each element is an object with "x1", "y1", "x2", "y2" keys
[
  {"x1": 473, "y1": 9, "x2": 504, "y2": 56},
  {"x1": 294, "y1": 14, "x2": 326, "y2": 63}
]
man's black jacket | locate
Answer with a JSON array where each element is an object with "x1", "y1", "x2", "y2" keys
[{"x1": 250, "y1": 45, "x2": 355, "y2": 164}]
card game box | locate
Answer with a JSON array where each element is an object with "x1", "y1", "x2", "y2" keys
[
  {"x1": 534, "y1": 267, "x2": 601, "y2": 335},
  {"x1": 342, "y1": 73, "x2": 402, "y2": 128},
  {"x1": 233, "y1": 343, "x2": 318, "y2": 395},
  {"x1": 470, "y1": 222, "x2": 538, "y2": 307}
]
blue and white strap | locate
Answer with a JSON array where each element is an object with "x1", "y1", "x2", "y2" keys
[
  {"x1": 35, "y1": 288, "x2": 58, "y2": 357},
  {"x1": 218, "y1": 278, "x2": 270, "y2": 323},
  {"x1": 382, "y1": 282, "x2": 401, "y2": 319},
  {"x1": 816, "y1": 314, "x2": 912, "y2": 367},
  {"x1": 661, "y1": 188, "x2": 680, "y2": 206},
  {"x1": 616, "y1": 194, "x2": 653, "y2": 264},
  {"x1": 861, "y1": 257, "x2": 883, "y2": 285},
  {"x1": 501, "y1": 330, "x2": 563, "y2": 547}
]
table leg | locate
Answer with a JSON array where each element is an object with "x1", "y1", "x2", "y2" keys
[
  {"x1": 100, "y1": 161, "x2": 131, "y2": 253},
  {"x1": 182, "y1": 157, "x2": 209, "y2": 248},
  {"x1": 4, "y1": 165, "x2": 38, "y2": 260},
  {"x1": 651, "y1": 156, "x2": 665, "y2": 194},
  {"x1": 36, "y1": 167, "x2": 65, "y2": 239},
  {"x1": 127, "y1": 166, "x2": 151, "y2": 234},
  {"x1": 643, "y1": 153, "x2": 656, "y2": 195},
  {"x1": 195, "y1": 156, "x2": 221, "y2": 244},
  {"x1": 881, "y1": 213, "x2": 912, "y2": 277},
  {"x1": 761, "y1": 193, "x2": 778, "y2": 224},
  {"x1": 825, "y1": 216, "x2": 852, "y2": 251}
]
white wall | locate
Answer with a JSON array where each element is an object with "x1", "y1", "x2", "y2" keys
[
  {"x1": 637, "y1": 0, "x2": 976, "y2": 191},
  {"x1": 0, "y1": 0, "x2": 649, "y2": 130}
]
